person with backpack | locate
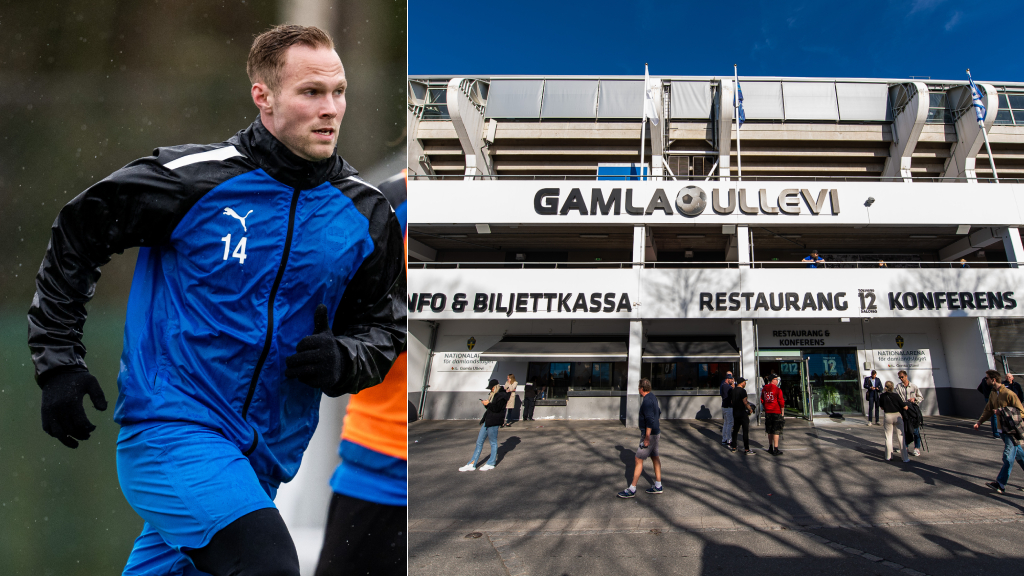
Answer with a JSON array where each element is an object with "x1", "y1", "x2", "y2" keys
[
  {"x1": 760, "y1": 375, "x2": 786, "y2": 455},
  {"x1": 895, "y1": 370, "x2": 924, "y2": 456},
  {"x1": 973, "y1": 373, "x2": 1024, "y2": 494},
  {"x1": 979, "y1": 369, "x2": 1001, "y2": 438}
]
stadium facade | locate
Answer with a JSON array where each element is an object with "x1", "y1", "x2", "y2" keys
[{"x1": 406, "y1": 74, "x2": 1024, "y2": 424}]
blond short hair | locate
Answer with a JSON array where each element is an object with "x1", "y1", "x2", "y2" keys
[{"x1": 247, "y1": 24, "x2": 334, "y2": 91}]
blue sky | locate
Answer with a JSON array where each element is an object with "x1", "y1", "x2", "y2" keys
[{"x1": 409, "y1": 0, "x2": 1024, "y2": 82}]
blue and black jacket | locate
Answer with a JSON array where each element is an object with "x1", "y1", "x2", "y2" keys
[{"x1": 28, "y1": 118, "x2": 406, "y2": 485}]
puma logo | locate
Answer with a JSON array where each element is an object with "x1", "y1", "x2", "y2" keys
[{"x1": 223, "y1": 208, "x2": 253, "y2": 232}]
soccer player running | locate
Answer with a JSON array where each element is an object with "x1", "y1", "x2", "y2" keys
[
  {"x1": 619, "y1": 378, "x2": 662, "y2": 497},
  {"x1": 27, "y1": 25, "x2": 405, "y2": 576},
  {"x1": 314, "y1": 171, "x2": 407, "y2": 576}
]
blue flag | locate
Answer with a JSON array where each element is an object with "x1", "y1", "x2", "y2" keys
[
  {"x1": 968, "y1": 70, "x2": 986, "y2": 127},
  {"x1": 734, "y1": 80, "x2": 745, "y2": 128}
]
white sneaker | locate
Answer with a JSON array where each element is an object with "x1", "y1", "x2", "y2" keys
[
  {"x1": 478, "y1": 464, "x2": 495, "y2": 471},
  {"x1": 458, "y1": 464, "x2": 476, "y2": 472},
  {"x1": 913, "y1": 449, "x2": 921, "y2": 457}
]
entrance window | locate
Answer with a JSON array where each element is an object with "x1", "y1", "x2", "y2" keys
[
  {"x1": 641, "y1": 361, "x2": 737, "y2": 391},
  {"x1": 804, "y1": 348, "x2": 860, "y2": 414},
  {"x1": 526, "y1": 361, "x2": 627, "y2": 398}
]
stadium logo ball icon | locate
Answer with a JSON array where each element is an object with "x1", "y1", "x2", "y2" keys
[{"x1": 675, "y1": 186, "x2": 707, "y2": 217}]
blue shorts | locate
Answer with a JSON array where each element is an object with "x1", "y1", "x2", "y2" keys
[{"x1": 117, "y1": 422, "x2": 277, "y2": 574}]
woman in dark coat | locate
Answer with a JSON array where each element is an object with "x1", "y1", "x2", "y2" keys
[
  {"x1": 880, "y1": 381, "x2": 911, "y2": 463},
  {"x1": 459, "y1": 380, "x2": 510, "y2": 471}
]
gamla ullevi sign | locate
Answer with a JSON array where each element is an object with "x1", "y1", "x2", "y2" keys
[{"x1": 874, "y1": 349, "x2": 931, "y2": 370}]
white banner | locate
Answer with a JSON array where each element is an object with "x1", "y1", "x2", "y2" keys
[
  {"x1": 435, "y1": 351, "x2": 495, "y2": 372},
  {"x1": 409, "y1": 267, "x2": 1024, "y2": 319},
  {"x1": 409, "y1": 180, "x2": 1024, "y2": 226},
  {"x1": 873, "y1": 349, "x2": 932, "y2": 370}
]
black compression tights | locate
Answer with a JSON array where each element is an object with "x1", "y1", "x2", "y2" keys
[
  {"x1": 186, "y1": 508, "x2": 300, "y2": 576},
  {"x1": 732, "y1": 419, "x2": 750, "y2": 451}
]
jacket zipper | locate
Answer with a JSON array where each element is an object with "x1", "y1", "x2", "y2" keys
[{"x1": 241, "y1": 187, "x2": 301, "y2": 454}]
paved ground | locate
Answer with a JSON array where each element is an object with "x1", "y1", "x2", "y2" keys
[{"x1": 409, "y1": 415, "x2": 1024, "y2": 576}]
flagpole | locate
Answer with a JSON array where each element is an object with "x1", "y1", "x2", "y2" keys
[
  {"x1": 640, "y1": 110, "x2": 646, "y2": 177},
  {"x1": 734, "y1": 64, "x2": 742, "y2": 180},
  {"x1": 640, "y1": 63, "x2": 648, "y2": 179},
  {"x1": 969, "y1": 69, "x2": 999, "y2": 182}
]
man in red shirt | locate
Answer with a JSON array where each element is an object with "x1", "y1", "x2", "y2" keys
[{"x1": 761, "y1": 374, "x2": 786, "y2": 455}]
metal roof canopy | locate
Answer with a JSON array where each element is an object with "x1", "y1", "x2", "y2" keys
[{"x1": 479, "y1": 337, "x2": 628, "y2": 362}]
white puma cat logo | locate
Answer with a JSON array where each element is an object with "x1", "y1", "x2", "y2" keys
[{"x1": 222, "y1": 208, "x2": 253, "y2": 232}]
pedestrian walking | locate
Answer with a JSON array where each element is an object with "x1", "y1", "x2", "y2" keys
[
  {"x1": 618, "y1": 378, "x2": 662, "y2": 497},
  {"x1": 1005, "y1": 373, "x2": 1023, "y2": 405},
  {"x1": 523, "y1": 382, "x2": 538, "y2": 421},
  {"x1": 864, "y1": 370, "x2": 882, "y2": 425},
  {"x1": 973, "y1": 375, "x2": 1024, "y2": 494},
  {"x1": 979, "y1": 370, "x2": 1002, "y2": 438},
  {"x1": 720, "y1": 371, "x2": 736, "y2": 446},
  {"x1": 503, "y1": 374, "x2": 518, "y2": 427},
  {"x1": 761, "y1": 374, "x2": 786, "y2": 455},
  {"x1": 895, "y1": 370, "x2": 923, "y2": 456},
  {"x1": 460, "y1": 381, "x2": 510, "y2": 472},
  {"x1": 880, "y1": 382, "x2": 911, "y2": 462},
  {"x1": 729, "y1": 377, "x2": 756, "y2": 455}
]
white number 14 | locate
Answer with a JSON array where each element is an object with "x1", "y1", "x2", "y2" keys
[{"x1": 221, "y1": 234, "x2": 248, "y2": 264}]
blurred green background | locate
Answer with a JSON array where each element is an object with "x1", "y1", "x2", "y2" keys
[{"x1": 0, "y1": 1, "x2": 406, "y2": 573}]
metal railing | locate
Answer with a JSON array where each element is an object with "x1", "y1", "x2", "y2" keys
[{"x1": 409, "y1": 260, "x2": 1024, "y2": 270}]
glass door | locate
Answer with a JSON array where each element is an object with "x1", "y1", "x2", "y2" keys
[
  {"x1": 758, "y1": 357, "x2": 810, "y2": 420},
  {"x1": 803, "y1": 348, "x2": 861, "y2": 415}
]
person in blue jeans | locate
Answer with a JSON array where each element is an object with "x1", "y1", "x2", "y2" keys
[
  {"x1": 974, "y1": 376, "x2": 1024, "y2": 494},
  {"x1": 460, "y1": 380, "x2": 510, "y2": 472}
]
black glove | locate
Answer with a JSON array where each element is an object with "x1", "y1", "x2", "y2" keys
[
  {"x1": 39, "y1": 368, "x2": 108, "y2": 449},
  {"x1": 285, "y1": 304, "x2": 346, "y2": 396}
]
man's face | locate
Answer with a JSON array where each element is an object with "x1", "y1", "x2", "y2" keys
[
  {"x1": 255, "y1": 45, "x2": 347, "y2": 161},
  {"x1": 900, "y1": 374, "x2": 908, "y2": 384},
  {"x1": 1009, "y1": 374, "x2": 1015, "y2": 383}
]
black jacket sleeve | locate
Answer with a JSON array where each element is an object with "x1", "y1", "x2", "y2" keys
[
  {"x1": 329, "y1": 187, "x2": 407, "y2": 395},
  {"x1": 27, "y1": 152, "x2": 208, "y2": 380}
]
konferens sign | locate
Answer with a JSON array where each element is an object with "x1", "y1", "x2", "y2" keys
[{"x1": 534, "y1": 185, "x2": 840, "y2": 217}]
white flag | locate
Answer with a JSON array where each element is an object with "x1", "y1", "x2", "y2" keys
[{"x1": 644, "y1": 64, "x2": 659, "y2": 127}]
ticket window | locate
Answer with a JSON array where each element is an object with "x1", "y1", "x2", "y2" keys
[{"x1": 640, "y1": 361, "x2": 738, "y2": 391}]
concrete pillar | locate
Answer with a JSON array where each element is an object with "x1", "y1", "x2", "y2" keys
[
  {"x1": 446, "y1": 78, "x2": 493, "y2": 180},
  {"x1": 980, "y1": 318, "x2": 997, "y2": 371},
  {"x1": 633, "y1": 226, "x2": 645, "y2": 267},
  {"x1": 626, "y1": 226, "x2": 646, "y2": 427},
  {"x1": 626, "y1": 319, "x2": 644, "y2": 428},
  {"x1": 737, "y1": 225, "x2": 750, "y2": 268},
  {"x1": 881, "y1": 82, "x2": 929, "y2": 182},
  {"x1": 1002, "y1": 227, "x2": 1024, "y2": 268},
  {"x1": 942, "y1": 84, "x2": 999, "y2": 182},
  {"x1": 740, "y1": 320, "x2": 756, "y2": 382}
]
